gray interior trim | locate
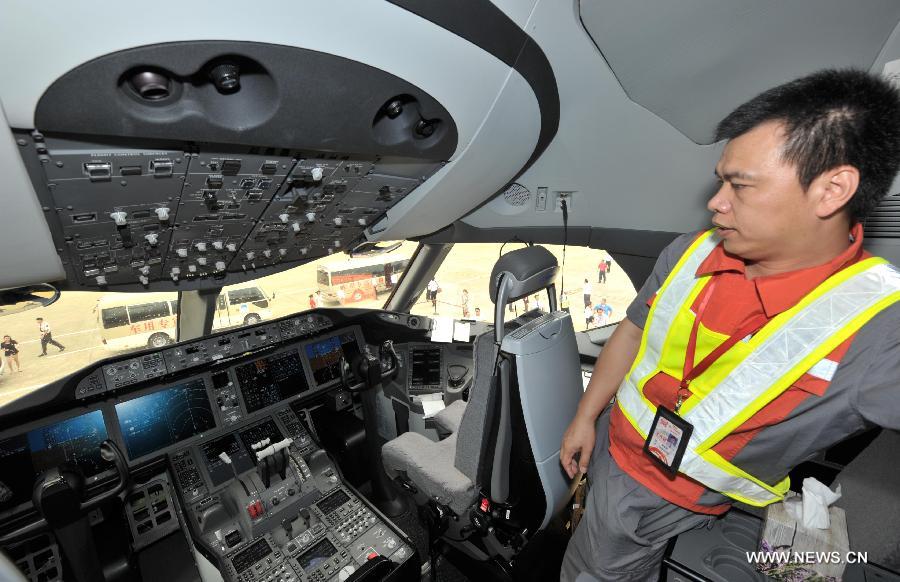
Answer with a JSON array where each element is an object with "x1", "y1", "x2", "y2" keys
[
  {"x1": 580, "y1": 0, "x2": 900, "y2": 144},
  {"x1": 387, "y1": 0, "x2": 559, "y2": 177},
  {"x1": 176, "y1": 289, "x2": 218, "y2": 342}
]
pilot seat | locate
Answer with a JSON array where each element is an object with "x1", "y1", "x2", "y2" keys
[{"x1": 381, "y1": 245, "x2": 584, "y2": 574}]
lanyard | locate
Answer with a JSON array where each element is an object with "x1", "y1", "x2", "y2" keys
[{"x1": 676, "y1": 277, "x2": 768, "y2": 413}]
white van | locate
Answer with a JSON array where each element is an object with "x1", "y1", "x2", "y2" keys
[{"x1": 97, "y1": 285, "x2": 274, "y2": 350}]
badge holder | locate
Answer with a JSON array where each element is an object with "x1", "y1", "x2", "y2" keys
[{"x1": 643, "y1": 405, "x2": 693, "y2": 475}]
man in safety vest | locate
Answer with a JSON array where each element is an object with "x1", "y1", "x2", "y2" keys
[{"x1": 560, "y1": 69, "x2": 900, "y2": 581}]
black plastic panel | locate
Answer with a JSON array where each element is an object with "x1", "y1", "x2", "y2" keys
[{"x1": 34, "y1": 41, "x2": 457, "y2": 160}]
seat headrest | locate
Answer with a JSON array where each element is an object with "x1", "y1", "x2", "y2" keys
[{"x1": 489, "y1": 246, "x2": 559, "y2": 304}]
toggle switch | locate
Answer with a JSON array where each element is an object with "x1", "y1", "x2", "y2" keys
[
  {"x1": 155, "y1": 207, "x2": 170, "y2": 221},
  {"x1": 110, "y1": 211, "x2": 127, "y2": 226},
  {"x1": 144, "y1": 233, "x2": 159, "y2": 246}
]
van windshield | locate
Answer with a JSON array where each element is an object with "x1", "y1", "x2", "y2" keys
[{"x1": 0, "y1": 242, "x2": 414, "y2": 408}]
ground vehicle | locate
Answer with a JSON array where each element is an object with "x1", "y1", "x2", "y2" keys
[
  {"x1": 316, "y1": 254, "x2": 410, "y2": 304},
  {"x1": 0, "y1": 3, "x2": 899, "y2": 582},
  {"x1": 97, "y1": 285, "x2": 273, "y2": 349}
]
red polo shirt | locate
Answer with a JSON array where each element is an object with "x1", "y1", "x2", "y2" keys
[{"x1": 608, "y1": 224, "x2": 869, "y2": 514}]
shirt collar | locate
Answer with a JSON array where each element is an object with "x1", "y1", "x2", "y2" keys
[{"x1": 695, "y1": 223, "x2": 867, "y2": 318}]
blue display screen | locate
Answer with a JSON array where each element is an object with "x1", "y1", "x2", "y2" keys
[
  {"x1": 116, "y1": 379, "x2": 215, "y2": 459},
  {"x1": 0, "y1": 410, "x2": 109, "y2": 512},
  {"x1": 304, "y1": 332, "x2": 360, "y2": 386}
]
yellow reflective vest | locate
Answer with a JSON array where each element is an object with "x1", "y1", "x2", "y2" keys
[{"x1": 616, "y1": 230, "x2": 900, "y2": 506}]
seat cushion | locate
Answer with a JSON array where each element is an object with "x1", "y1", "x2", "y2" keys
[
  {"x1": 433, "y1": 400, "x2": 466, "y2": 435},
  {"x1": 382, "y1": 432, "x2": 476, "y2": 515}
]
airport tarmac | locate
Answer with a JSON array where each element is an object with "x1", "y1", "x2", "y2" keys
[{"x1": 0, "y1": 243, "x2": 635, "y2": 408}]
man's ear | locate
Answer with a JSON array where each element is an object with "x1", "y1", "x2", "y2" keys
[{"x1": 813, "y1": 165, "x2": 859, "y2": 218}]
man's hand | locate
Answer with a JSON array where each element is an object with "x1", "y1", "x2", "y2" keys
[
  {"x1": 558, "y1": 318, "x2": 644, "y2": 480},
  {"x1": 560, "y1": 415, "x2": 596, "y2": 479}
]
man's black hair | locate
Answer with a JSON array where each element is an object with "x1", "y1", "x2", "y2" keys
[{"x1": 715, "y1": 69, "x2": 900, "y2": 220}]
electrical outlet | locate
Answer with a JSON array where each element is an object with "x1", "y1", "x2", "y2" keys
[
  {"x1": 536, "y1": 186, "x2": 548, "y2": 211},
  {"x1": 555, "y1": 191, "x2": 574, "y2": 212}
]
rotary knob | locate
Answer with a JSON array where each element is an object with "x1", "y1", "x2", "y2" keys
[
  {"x1": 311, "y1": 167, "x2": 324, "y2": 181},
  {"x1": 291, "y1": 222, "x2": 301, "y2": 233},
  {"x1": 299, "y1": 247, "x2": 309, "y2": 256},
  {"x1": 263, "y1": 249, "x2": 272, "y2": 258},
  {"x1": 139, "y1": 275, "x2": 149, "y2": 285},
  {"x1": 333, "y1": 217, "x2": 343, "y2": 227},
  {"x1": 95, "y1": 275, "x2": 107, "y2": 286},
  {"x1": 155, "y1": 207, "x2": 170, "y2": 221},
  {"x1": 176, "y1": 248, "x2": 188, "y2": 258},
  {"x1": 144, "y1": 233, "x2": 159, "y2": 246},
  {"x1": 358, "y1": 218, "x2": 367, "y2": 226},
  {"x1": 278, "y1": 248, "x2": 287, "y2": 257},
  {"x1": 197, "y1": 257, "x2": 207, "y2": 266},
  {"x1": 212, "y1": 240, "x2": 224, "y2": 250},
  {"x1": 188, "y1": 264, "x2": 197, "y2": 273},
  {"x1": 195, "y1": 242, "x2": 207, "y2": 252},
  {"x1": 306, "y1": 212, "x2": 316, "y2": 223},
  {"x1": 226, "y1": 243, "x2": 237, "y2": 252},
  {"x1": 215, "y1": 261, "x2": 226, "y2": 271},
  {"x1": 279, "y1": 213, "x2": 290, "y2": 223},
  {"x1": 138, "y1": 266, "x2": 151, "y2": 276},
  {"x1": 246, "y1": 251, "x2": 255, "y2": 260},
  {"x1": 110, "y1": 211, "x2": 127, "y2": 226}
]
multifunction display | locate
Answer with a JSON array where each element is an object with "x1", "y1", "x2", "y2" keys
[
  {"x1": 234, "y1": 351, "x2": 309, "y2": 413},
  {"x1": 0, "y1": 410, "x2": 109, "y2": 512},
  {"x1": 116, "y1": 379, "x2": 216, "y2": 459},
  {"x1": 304, "y1": 332, "x2": 361, "y2": 386}
]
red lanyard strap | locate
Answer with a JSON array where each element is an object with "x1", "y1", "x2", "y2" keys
[{"x1": 680, "y1": 277, "x2": 768, "y2": 392}]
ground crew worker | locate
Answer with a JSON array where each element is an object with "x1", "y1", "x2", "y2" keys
[{"x1": 560, "y1": 69, "x2": 900, "y2": 581}]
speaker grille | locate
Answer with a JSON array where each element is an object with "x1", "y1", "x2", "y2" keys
[
  {"x1": 865, "y1": 194, "x2": 900, "y2": 238},
  {"x1": 502, "y1": 183, "x2": 531, "y2": 206}
]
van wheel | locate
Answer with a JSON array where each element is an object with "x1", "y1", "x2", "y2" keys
[
  {"x1": 244, "y1": 313, "x2": 261, "y2": 325},
  {"x1": 352, "y1": 289, "x2": 364, "y2": 302},
  {"x1": 148, "y1": 333, "x2": 172, "y2": 348}
]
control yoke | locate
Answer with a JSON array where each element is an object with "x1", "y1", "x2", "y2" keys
[
  {"x1": 0, "y1": 440, "x2": 129, "y2": 582},
  {"x1": 0, "y1": 440, "x2": 129, "y2": 547}
]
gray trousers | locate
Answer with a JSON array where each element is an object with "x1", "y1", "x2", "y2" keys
[{"x1": 560, "y1": 411, "x2": 717, "y2": 581}]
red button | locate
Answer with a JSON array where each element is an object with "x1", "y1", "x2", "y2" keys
[
  {"x1": 479, "y1": 498, "x2": 490, "y2": 512},
  {"x1": 367, "y1": 552, "x2": 379, "y2": 560}
]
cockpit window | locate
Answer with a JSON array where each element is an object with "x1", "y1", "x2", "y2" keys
[
  {"x1": 0, "y1": 242, "x2": 413, "y2": 409},
  {"x1": 409, "y1": 243, "x2": 636, "y2": 331}
]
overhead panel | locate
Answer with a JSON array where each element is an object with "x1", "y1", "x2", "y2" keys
[{"x1": 580, "y1": 0, "x2": 900, "y2": 144}]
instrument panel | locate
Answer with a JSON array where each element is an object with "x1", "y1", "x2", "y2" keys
[{"x1": 0, "y1": 318, "x2": 370, "y2": 516}]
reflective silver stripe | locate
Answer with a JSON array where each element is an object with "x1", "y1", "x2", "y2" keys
[
  {"x1": 616, "y1": 235, "x2": 900, "y2": 505},
  {"x1": 617, "y1": 233, "x2": 718, "y2": 436},
  {"x1": 682, "y1": 262, "x2": 900, "y2": 447}
]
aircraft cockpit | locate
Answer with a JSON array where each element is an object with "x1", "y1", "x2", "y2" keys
[{"x1": 2, "y1": 2, "x2": 900, "y2": 582}]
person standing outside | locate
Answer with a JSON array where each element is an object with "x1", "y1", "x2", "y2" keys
[
  {"x1": 36, "y1": 317, "x2": 65, "y2": 357},
  {"x1": 597, "y1": 258, "x2": 609, "y2": 284},
  {"x1": 582, "y1": 278, "x2": 592, "y2": 308},
  {"x1": 460, "y1": 289, "x2": 470, "y2": 318},
  {"x1": 1, "y1": 335, "x2": 21, "y2": 372},
  {"x1": 426, "y1": 278, "x2": 440, "y2": 313},
  {"x1": 594, "y1": 298, "x2": 613, "y2": 327},
  {"x1": 560, "y1": 70, "x2": 900, "y2": 581}
]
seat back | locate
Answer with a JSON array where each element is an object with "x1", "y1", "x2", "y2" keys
[
  {"x1": 500, "y1": 311, "x2": 582, "y2": 529},
  {"x1": 450, "y1": 245, "x2": 580, "y2": 531}
]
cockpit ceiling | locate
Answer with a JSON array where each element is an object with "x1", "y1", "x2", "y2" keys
[{"x1": 580, "y1": 0, "x2": 900, "y2": 144}]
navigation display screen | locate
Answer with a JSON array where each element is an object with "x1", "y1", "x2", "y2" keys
[
  {"x1": 304, "y1": 332, "x2": 361, "y2": 386},
  {"x1": 0, "y1": 410, "x2": 109, "y2": 512},
  {"x1": 297, "y1": 539, "x2": 338, "y2": 571},
  {"x1": 116, "y1": 379, "x2": 215, "y2": 459},
  {"x1": 235, "y1": 351, "x2": 309, "y2": 413}
]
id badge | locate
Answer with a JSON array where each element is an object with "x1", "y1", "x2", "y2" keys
[{"x1": 643, "y1": 406, "x2": 693, "y2": 474}]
